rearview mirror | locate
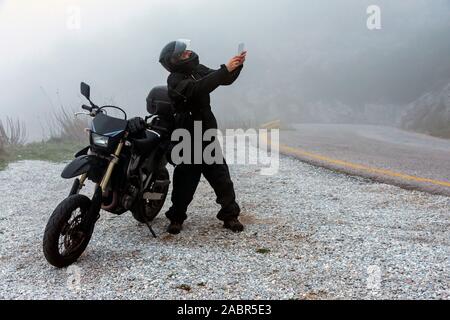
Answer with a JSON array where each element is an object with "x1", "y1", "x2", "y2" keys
[{"x1": 80, "y1": 82, "x2": 90, "y2": 100}]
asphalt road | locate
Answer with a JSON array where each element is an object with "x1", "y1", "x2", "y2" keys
[{"x1": 278, "y1": 124, "x2": 450, "y2": 196}]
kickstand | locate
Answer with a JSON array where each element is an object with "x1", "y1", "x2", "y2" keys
[{"x1": 145, "y1": 221, "x2": 157, "y2": 238}]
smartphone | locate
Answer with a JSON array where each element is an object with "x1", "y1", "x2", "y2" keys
[{"x1": 238, "y1": 42, "x2": 245, "y2": 55}]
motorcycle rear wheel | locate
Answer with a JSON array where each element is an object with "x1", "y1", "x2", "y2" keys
[{"x1": 132, "y1": 168, "x2": 170, "y2": 224}]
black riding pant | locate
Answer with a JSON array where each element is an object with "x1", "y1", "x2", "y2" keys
[{"x1": 166, "y1": 160, "x2": 240, "y2": 223}]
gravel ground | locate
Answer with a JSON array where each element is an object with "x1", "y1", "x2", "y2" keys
[{"x1": 0, "y1": 150, "x2": 449, "y2": 300}]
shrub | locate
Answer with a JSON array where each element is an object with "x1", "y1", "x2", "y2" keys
[
  {"x1": 0, "y1": 117, "x2": 27, "y2": 148},
  {"x1": 44, "y1": 107, "x2": 90, "y2": 143}
]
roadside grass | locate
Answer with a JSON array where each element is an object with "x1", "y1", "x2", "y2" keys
[
  {"x1": 0, "y1": 141, "x2": 86, "y2": 171},
  {"x1": 1, "y1": 104, "x2": 89, "y2": 171}
]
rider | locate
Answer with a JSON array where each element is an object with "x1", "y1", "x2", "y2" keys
[{"x1": 159, "y1": 39, "x2": 247, "y2": 234}]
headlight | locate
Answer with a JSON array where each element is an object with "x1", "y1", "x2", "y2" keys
[{"x1": 91, "y1": 133, "x2": 109, "y2": 147}]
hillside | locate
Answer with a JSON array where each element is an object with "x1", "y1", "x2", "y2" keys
[{"x1": 401, "y1": 83, "x2": 450, "y2": 139}]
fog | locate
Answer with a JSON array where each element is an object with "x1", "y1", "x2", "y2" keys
[{"x1": 1, "y1": 0, "x2": 449, "y2": 140}]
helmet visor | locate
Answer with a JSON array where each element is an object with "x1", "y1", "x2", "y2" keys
[{"x1": 172, "y1": 39, "x2": 192, "y2": 59}]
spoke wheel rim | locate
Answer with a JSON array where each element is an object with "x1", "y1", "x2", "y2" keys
[{"x1": 58, "y1": 209, "x2": 87, "y2": 257}]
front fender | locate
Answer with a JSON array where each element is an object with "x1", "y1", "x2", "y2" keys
[
  {"x1": 61, "y1": 155, "x2": 98, "y2": 179},
  {"x1": 74, "y1": 146, "x2": 90, "y2": 158}
]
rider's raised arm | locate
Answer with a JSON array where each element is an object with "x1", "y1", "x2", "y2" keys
[
  {"x1": 197, "y1": 64, "x2": 243, "y2": 86},
  {"x1": 220, "y1": 64, "x2": 243, "y2": 86},
  {"x1": 167, "y1": 65, "x2": 232, "y2": 102}
]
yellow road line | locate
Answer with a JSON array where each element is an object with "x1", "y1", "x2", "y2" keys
[{"x1": 262, "y1": 134, "x2": 450, "y2": 188}]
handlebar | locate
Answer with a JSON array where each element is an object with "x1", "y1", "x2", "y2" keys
[
  {"x1": 82, "y1": 105, "x2": 93, "y2": 112},
  {"x1": 80, "y1": 104, "x2": 128, "y2": 120},
  {"x1": 81, "y1": 104, "x2": 102, "y2": 117}
]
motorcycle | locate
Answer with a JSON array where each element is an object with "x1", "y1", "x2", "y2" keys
[{"x1": 43, "y1": 82, "x2": 174, "y2": 268}]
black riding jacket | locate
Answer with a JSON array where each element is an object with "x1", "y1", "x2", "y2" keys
[{"x1": 167, "y1": 64, "x2": 243, "y2": 131}]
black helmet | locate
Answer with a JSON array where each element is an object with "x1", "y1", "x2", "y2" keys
[{"x1": 159, "y1": 39, "x2": 199, "y2": 73}]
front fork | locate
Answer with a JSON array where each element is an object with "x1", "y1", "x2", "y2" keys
[
  {"x1": 72, "y1": 139, "x2": 126, "y2": 231},
  {"x1": 99, "y1": 140, "x2": 125, "y2": 191},
  {"x1": 69, "y1": 173, "x2": 87, "y2": 196}
]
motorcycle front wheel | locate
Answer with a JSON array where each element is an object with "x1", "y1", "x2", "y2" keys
[{"x1": 43, "y1": 194, "x2": 94, "y2": 268}]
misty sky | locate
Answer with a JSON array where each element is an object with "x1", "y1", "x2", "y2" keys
[{"x1": 1, "y1": 0, "x2": 449, "y2": 139}]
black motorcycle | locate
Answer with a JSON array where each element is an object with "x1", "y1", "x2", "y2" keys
[{"x1": 43, "y1": 82, "x2": 174, "y2": 268}]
